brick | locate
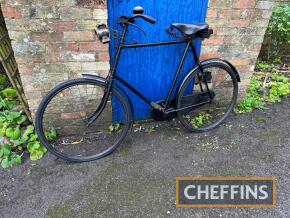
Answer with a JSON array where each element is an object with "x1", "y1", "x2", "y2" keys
[
  {"x1": 32, "y1": 6, "x2": 60, "y2": 19},
  {"x1": 66, "y1": 42, "x2": 79, "y2": 51},
  {"x1": 206, "y1": 18, "x2": 226, "y2": 27},
  {"x1": 233, "y1": 0, "x2": 256, "y2": 9},
  {"x1": 79, "y1": 42, "x2": 98, "y2": 52},
  {"x1": 93, "y1": 9, "x2": 108, "y2": 19},
  {"x1": 63, "y1": 31, "x2": 94, "y2": 41},
  {"x1": 48, "y1": 21, "x2": 75, "y2": 31},
  {"x1": 230, "y1": 58, "x2": 251, "y2": 66},
  {"x1": 32, "y1": 54, "x2": 46, "y2": 63},
  {"x1": 200, "y1": 53, "x2": 221, "y2": 60},
  {"x1": 76, "y1": 20, "x2": 99, "y2": 30},
  {"x1": 222, "y1": 36, "x2": 241, "y2": 45},
  {"x1": 216, "y1": 28, "x2": 238, "y2": 36},
  {"x1": 240, "y1": 9, "x2": 261, "y2": 19},
  {"x1": 96, "y1": 52, "x2": 110, "y2": 61},
  {"x1": 48, "y1": 42, "x2": 79, "y2": 52},
  {"x1": 203, "y1": 37, "x2": 224, "y2": 45},
  {"x1": 59, "y1": 8, "x2": 93, "y2": 20},
  {"x1": 250, "y1": 20, "x2": 269, "y2": 28},
  {"x1": 96, "y1": 41, "x2": 109, "y2": 51},
  {"x1": 5, "y1": 19, "x2": 49, "y2": 31},
  {"x1": 229, "y1": 20, "x2": 250, "y2": 28},
  {"x1": 71, "y1": 53, "x2": 95, "y2": 62},
  {"x1": 2, "y1": 7, "x2": 21, "y2": 18},
  {"x1": 19, "y1": 65, "x2": 34, "y2": 74},
  {"x1": 82, "y1": 62, "x2": 110, "y2": 71},
  {"x1": 30, "y1": 32, "x2": 63, "y2": 42},
  {"x1": 219, "y1": 9, "x2": 241, "y2": 19},
  {"x1": 206, "y1": 9, "x2": 218, "y2": 18},
  {"x1": 256, "y1": 1, "x2": 274, "y2": 10},
  {"x1": 261, "y1": 10, "x2": 273, "y2": 19},
  {"x1": 99, "y1": 70, "x2": 109, "y2": 77},
  {"x1": 61, "y1": 111, "x2": 86, "y2": 120},
  {"x1": 209, "y1": 0, "x2": 232, "y2": 9}
]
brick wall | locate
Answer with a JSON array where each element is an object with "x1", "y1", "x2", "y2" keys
[
  {"x1": 0, "y1": 1, "x2": 109, "y2": 116},
  {"x1": 0, "y1": 0, "x2": 274, "y2": 115},
  {"x1": 202, "y1": 0, "x2": 274, "y2": 91}
]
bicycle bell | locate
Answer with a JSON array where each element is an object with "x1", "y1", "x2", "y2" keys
[{"x1": 96, "y1": 24, "x2": 110, "y2": 44}]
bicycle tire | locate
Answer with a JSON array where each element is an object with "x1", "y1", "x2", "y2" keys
[
  {"x1": 176, "y1": 61, "x2": 238, "y2": 132},
  {"x1": 35, "y1": 78, "x2": 132, "y2": 162}
]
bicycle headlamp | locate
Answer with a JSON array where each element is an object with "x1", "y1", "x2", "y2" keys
[{"x1": 96, "y1": 24, "x2": 110, "y2": 44}]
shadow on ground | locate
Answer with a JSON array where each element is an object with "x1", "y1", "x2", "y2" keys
[{"x1": 1, "y1": 97, "x2": 290, "y2": 218}]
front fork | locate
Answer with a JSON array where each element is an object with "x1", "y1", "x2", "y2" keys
[
  {"x1": 86, "y1": 25, "x2": 128, "y2": 126},
  {"x1": 86, "y1": 77, "x2": 114, "y2": 127}
]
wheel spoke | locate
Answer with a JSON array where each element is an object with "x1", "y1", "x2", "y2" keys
[
  {"x1": 177, "y1": 64, "x2": 238, "y2": 132},
  {"x1": 35, "y1": 79, "x2": 130, "y2": 162}
]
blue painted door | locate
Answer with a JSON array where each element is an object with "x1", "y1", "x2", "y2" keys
[{"x1": 108, "y1": 0, "x2": 209, "y2": 120}]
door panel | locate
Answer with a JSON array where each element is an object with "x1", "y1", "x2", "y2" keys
[{"x1": 108, "y1": 0, "x2": 209, "y2": 120}]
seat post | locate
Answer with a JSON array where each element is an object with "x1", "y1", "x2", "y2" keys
[{"x1": 190, "y1": 42, "x2": 200, "y2": 65}]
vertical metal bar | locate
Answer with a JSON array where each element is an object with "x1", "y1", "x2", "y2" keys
[
  {"x1": 164, "y1": 41, "x2": 191, "y2": 108},
  {"x1": 109, "y1": 25, "x2": 128, "y2": 79},
  {"x1": 191, "y1": 43, "x2": 212, "y2": 99},
  {"x1": 87, "y1": 25, "x2": 129, "y2": 126}
]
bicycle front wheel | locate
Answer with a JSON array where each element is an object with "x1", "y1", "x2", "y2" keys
[
  {"x1": 35, "y1": 78, "x2": 131, "y2": 162},
  {"x1": 177, "y1": 62, "x2": 238, "y2": 132}
]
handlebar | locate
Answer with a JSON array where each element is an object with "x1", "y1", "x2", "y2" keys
[{"x1": 131, "y1": 14, "x2": 156, "y2": 24}]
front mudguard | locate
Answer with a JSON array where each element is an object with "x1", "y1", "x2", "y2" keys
[{"x1": 82, "y1": 74, "x2": 134, "y2": 119}]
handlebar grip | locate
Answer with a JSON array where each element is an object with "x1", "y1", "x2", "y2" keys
[
  {"x1": 133, "y1": 14, "x2": 156, "y2": 24},
  {"x1": 141, "y1": 15, "x2": 156, "y2": 24}
]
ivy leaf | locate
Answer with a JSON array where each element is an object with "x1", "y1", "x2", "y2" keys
[
  {"x1": 45, "y1": 129, "x2": 57, "y2": 141},
  {"x1": 12, "y1": 154, "x2": 21, "y2": 165},
  {"x1": 24, "y1": 125, "x2": 34, "y2": 135},
  {"x1": 109, "y1": 125, "x2": 114, "y2": 132},
  {"x1": 0, "y1": 74, "x2": 6, "y2": 85},
  {"x1": 2, "y1": 88, "x2": 17, "y2": 99},
  {"x1": 30, "y1": 148, "x2": 45, "y2": 161},
  {"x1": 1, "y1": 158, "x2": 11, "y2": 169},
  {"x1": 7, "y1": 111, "x2": 21, "y2": 121},
  {"x1": 0, "y1": 144, "x2": 11, "y2": 158},
  {"x1": 0, "y1": 126, "x2": 6, "y2": 137},
  {"x1": 0, "y1": 115, "x2": 7, "y2": 123},
  {"x1": 23, "y1": 125, "x2": 35, "y2": 141},
  {"x1": 16, "y1": 115, "x2": 27, "y2": 125},
  {"x1": 28, "y1": 134, "x2": 38, "y2": 142},
  {"x1": 13, "y1": 139, "x2": 25, "y2": 146},
  {"x1": 5, "y1": 127, "x2": 21, "y2": 140},
  {"x1": 115, "y1": 123, "x2": 121, "y2": 131},
  {"x1": 27, "y1": 141, "x2": 40, "y2": 152}
]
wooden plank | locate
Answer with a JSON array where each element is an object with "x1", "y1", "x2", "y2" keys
[{"x1": 0, "y1": 19, "x2": 32, "y2": 121}]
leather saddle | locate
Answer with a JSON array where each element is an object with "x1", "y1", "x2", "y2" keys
[{"x1": 168, "y1": 23, "x2": 212, "y2": 38}]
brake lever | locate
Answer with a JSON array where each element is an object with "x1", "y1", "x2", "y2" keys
[{"x1": 127, "y1": 22, "x2": 147, "y2": 37}]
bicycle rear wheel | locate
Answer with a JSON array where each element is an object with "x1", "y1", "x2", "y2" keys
[
  {"x1": 35, "y1": 78, "x2": 131, "y2": 162},
  {"x1": 177, "y1": 62, "x2": 238, "y2": 132}
]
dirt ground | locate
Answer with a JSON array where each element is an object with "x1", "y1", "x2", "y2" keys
[{"x1": 1, "y1": 97, "x2": 290, "y2": 218}]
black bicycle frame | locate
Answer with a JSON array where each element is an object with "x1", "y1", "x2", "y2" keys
[{"x1": 107, "y1": 24, "x2": 207, "y2": 113}]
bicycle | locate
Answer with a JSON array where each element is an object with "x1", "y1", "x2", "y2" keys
[{"x1": 35, "y1": 6, "x2": 240, "y2": 162}]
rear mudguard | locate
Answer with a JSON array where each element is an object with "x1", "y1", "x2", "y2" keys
[
  {"x1": 176, "y1": 58, "x2": 240, "y2": 99},
  {"x1": 82, "y1": 74, "x2": 134, "y2": 119},
  {"x1": 206, "y1": 58, "x2": 241, "y2": 82}
]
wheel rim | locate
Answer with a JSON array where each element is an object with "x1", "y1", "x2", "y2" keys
[
  {"x1": 36, "y1": 80, "x2": 130, "y2": 161},
  {"x1": 178, "y1": 64, "x2": 238, "y2": 131}
]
